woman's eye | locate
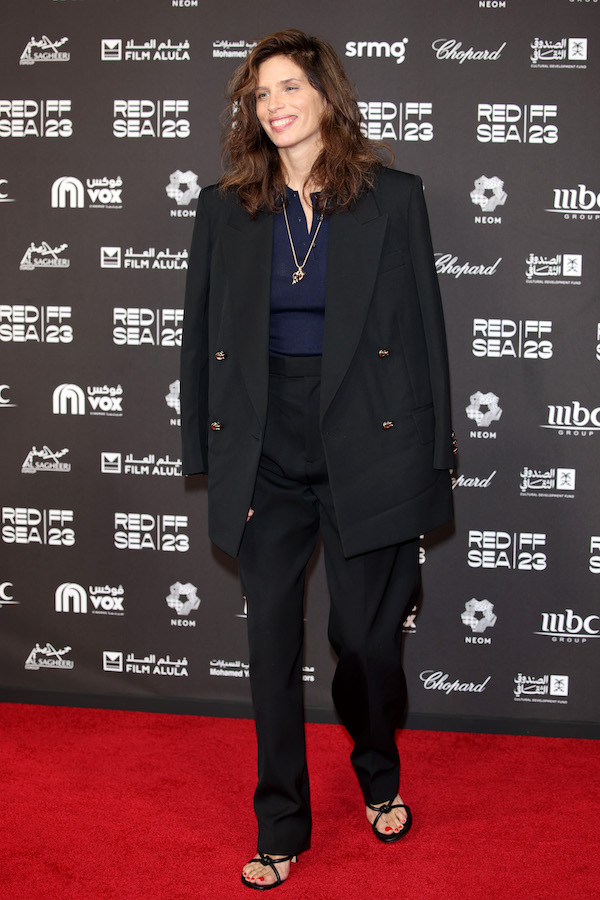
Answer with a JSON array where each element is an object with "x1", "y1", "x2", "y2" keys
[{"x1": 256, "y1": 92, "x2": 268, "y2": 100}]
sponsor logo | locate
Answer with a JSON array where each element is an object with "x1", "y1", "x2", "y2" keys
[
  {"x1": 55, "y1": 582, "x2": 125, "y2": 615},
  {"x1": 101, "y1": 38, "x2": 190, "y2": 62},
  {"x1": 0, "y1": 306, "x2": 73, "y2": 343},
  {"x1": 479, "y1": 0, "x2": 507, "y2": 7},
  {"x1": 114, "y1": 512, "x2": 189, "y2": 551},
  {"x1": 22, "y1": 446, "x2": 71, "y2": 474},
  {"x1": 403, "y1": 603, "x2": 418, "y2": 633},
  {"x1": 166, "y1": 581, "x2": 199, "y2": 627},
  {"x1": 470, "y1": 175, "x2": 507, "y2": 224},
  {"x1": 461, "y1": 598, "x2": 497, "y2": 643},
  {"x1": 25, "y1": 643, "x2": 74, "y2": 670},
  {"x1": 166, "y1": 380, "x2": 181, "y2": 426},
  {"x1": 472, "y1": 319, "x2": 553, "y2": 359},
  {"x1": 113, "y1": 308, "x2": 183, "y2": 346},
  {"x1": 345, "y1": 39, "x2": 408, "y2": 65},
  {"x1": 0, "y1": 385, "x2": 16, "y2": 407},
  {"x1": 432, "y1": 38, "x2": 506, "y2": 63},
  {"x1": 102, "y1": 247, "x2": 188, "y2": 270},
  {"x1": 590, "y1": 537, "x2": 600, "y2": 574},
  {"x1": 468, "y1": 531, "x2": 547, "y2": 570},
  {"x1": 101, "y1": 452, "x2": 181, "y2": 476},
  {"x1": 526, "y1": 252, "x2": 582, "y2": 284},
  {"x1": 103, "y1": 650, "x2": 189, "y2": 677},
  {"x1": 466, "y1": 391, "x2": 502, "y2": 439},
  {"x1": 210, "y1": 657, "x2": 249, "y2": 677},
  {"x1": 20, "y1": 36, "x2": 70, "y2": 66},
  {"x1": 520, "y1": 466, "x2": 576, "y2": 497},
  {"x1": 546, "y1": 184, "x2": 600, "y2": 219},
  {"x1": 212, "y1": 39, "x2": 257, "y2": 59},
  {"x1": 52, "y1": 384, "x2": 123, "y2": 416},
  {"x1": 165, "y1": 169, "x2": 200, "y2": 216},
  {"x1": 112, "y1": 100, "x2": 190, "y2": 138},
  {"x1": 51, "y1": 176, "x2": 123, "y2": 210},
  {"x1": 535, "y1": 608, "x2": 599, "y2": 642},
  {"x1": 514, "y1": 673, "x2": 569, "y2": 702},
  {"x1": 0, "y1": 179, "x2": 15, "y2": 202},
  {"x1": 172, "y1": 0, "x2": 198, "y2": 6},
  {"x1": 420, "y1": 670, "x2": 491, "y2": 694},
  {"x1": 0, "y1": 100, "x2": 72, "y2": 138},
  {"x1": 435, "y1": 253, "x2": 501, "y2": 278},
  {"x1": 2, "y1": 507, "x2": 74, "y2": 546},
  {"x1": 531, "y1": 37, "x2": 587, "y2": 68},
  {"x1": 477, "y1": 103, "x2": 558, "y2": 144},
  {"x1": 0, "y1": 582, "x2": 18, "y2": 609},
  {"x1": 20, "y1": 242, "x2": 70, "y2": 271},
  {"x1": 358, "y1": 101, "x2": 432, "y2": 141},
  {"x1": 452, "y1": 470, "x2": 496, "y2": 490},
  {"x1": 541, "y1": 402, "x2": 600, "y2": 435}
]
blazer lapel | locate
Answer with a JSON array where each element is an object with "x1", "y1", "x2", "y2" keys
[
  {"x1": 222, "y1": 205, "x2": 273, "y2": 428},
  {"x1": 320, "y1": 190, "x2": 388, "y2": 419}
]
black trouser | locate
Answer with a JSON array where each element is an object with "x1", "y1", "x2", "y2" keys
[{"x1": 237, "y1": 355, "x2": 421, "y2": 856}]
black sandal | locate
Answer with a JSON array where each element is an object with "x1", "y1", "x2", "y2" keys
[
  {"x1": 366, "y1": 799, "x2": 413, "y2": 843},
  {"x1": 241, "y1": 852, "x2": 298, "y2": 891}
]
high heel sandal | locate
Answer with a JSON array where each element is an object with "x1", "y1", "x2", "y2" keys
[
  {"x1": 366, "y1": 799, "x2": 412, "y2": 843},
  {"x1": 241, "y1": 852, "x2": 298, "y2": 891}
]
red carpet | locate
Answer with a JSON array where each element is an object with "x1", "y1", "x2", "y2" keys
[{"x1": 0, "y1": 703, "x2": 597, "y2": 899}]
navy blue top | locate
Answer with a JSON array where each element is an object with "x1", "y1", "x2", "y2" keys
[{"x1": 269, "y1": 188, "x2": 330, "y2": 357}]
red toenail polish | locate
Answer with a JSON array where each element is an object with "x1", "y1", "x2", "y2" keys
[
  {"x1": 385, "y1": 826, "x2": 392, "y2": 832},
  {"x1": 258, "y1": 877, "x2": 264, "y2": 881}
]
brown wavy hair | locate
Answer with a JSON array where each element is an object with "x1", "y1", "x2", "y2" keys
[{"x1": 219, "y1": 29, "x2": 385, "y2": 217}]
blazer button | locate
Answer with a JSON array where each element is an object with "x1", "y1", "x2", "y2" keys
[
  {"x1": 215, "y1": 350, "x2": 227, "y2": 361},
  {"x1": 210, "y1": 421, "x2": 222, "y2": 431},
  {"x1": 378, "y1": 348, "x2": 390, "y2": 357},
  {"x1": 382, "y1": 420, "x2": 394, "y2": 429}
]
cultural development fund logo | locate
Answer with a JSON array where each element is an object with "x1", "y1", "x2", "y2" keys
[
  {"x1": 51, "y1": 176, "x2": 123, "y2": 210},
  {"x1": 166, "y1": 581, "x2": 199, "y2": 627},
  {"x1": 525, "y1": 252, "x2": 582, "y2": 284},
  {"x1": 546, "y1": 184, "x2": 600, "y2": 220},
  {"x1": 20, "y1": 36, "x2": 70, "y2": 65},
  {"x1": 461, "y1": 599, "x2": 497, "y2": 643},
  {"x1": 470, "y1": 175, "x2": 507, "y2": 223},
  {"x1": 520, "y1": 466, "x2": 576, "y2": 497},
  {"x1": 535, "y1": 608, "x2": 599, "y2": 643},
  {"x1": 345, "y1": 39, "x2": 408, "y2": 65},
  {"x1": 530, "y1": 37, "x2": 587, "y2": 68},
  {"x1": 21, "y1": 445, "x2": 71, "y2": 474},
  {"x1": 541, "y1": 401, "x2": 600, "y2": 436},
  {"x1": 420, "y1": 670, "x2": 491, "y2": 694},
  {"x1": 20, "y1": 242, "x2": 70, "y2": 271},
  {"x1": 514, "y1": 673, "x2": 568, "y2": 703},
  {"x1": 165, "y1": 170, "x2": 200, "y2": 216},
  {"x1": 466, "y1": 391, "x2": 502, "y2": 439},
  {"x1": 24, "y1": 643, "x2": 74, "y2": 671}
]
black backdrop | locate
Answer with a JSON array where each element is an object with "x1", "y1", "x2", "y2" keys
[{"x1": 1, "y1": 0, "x2": 599, "y2": 738}]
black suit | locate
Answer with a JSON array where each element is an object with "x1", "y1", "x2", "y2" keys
[
  {"x1": 181, "y1": 166, "x2": 453, "y2": 559},
  {"x1": 180, "y1": 166, "x2": 453, "y2": 854}
]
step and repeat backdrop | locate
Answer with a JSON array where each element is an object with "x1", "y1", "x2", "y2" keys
[{"x1": 1, "y1": 0, "x2": 598, "y2": 737}]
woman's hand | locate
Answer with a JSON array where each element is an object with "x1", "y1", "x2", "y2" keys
[{"x1": 246, "y1": 508, "x2": 254, "y2": 522}]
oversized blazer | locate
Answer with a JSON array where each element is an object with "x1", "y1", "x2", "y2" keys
[{"x1": 180, "y1": 166, "x2": 454, "y2": 559}]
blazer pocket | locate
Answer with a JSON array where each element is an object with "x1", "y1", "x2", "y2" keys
[
  {"x1": 378, "y1": 249, "x2": 409, "y2": 274},
  {"x1": 411, "y1": 403, "x2": 435, "y2": 445}
]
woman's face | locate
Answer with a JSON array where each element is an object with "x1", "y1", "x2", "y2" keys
[{"x1": 254, "y1": 54, "x2": 327, "y2": 159}]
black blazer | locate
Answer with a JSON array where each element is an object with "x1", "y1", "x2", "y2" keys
[{"x1": 180, "y1": 166, "x2": 454, "y2": 558}]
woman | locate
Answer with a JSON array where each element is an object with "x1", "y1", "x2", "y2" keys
[{"x1": 181, "y1": 29, "x2": 455, "y2": 890}]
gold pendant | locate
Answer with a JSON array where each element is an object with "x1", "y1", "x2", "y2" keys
[{"x1": 292, "y1": 268, "x2": 304, "y2": 284}]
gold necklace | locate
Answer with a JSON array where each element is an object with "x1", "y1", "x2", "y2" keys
[{"x1": 282, "y1": 202, "x2": 324, "y2": 285}]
